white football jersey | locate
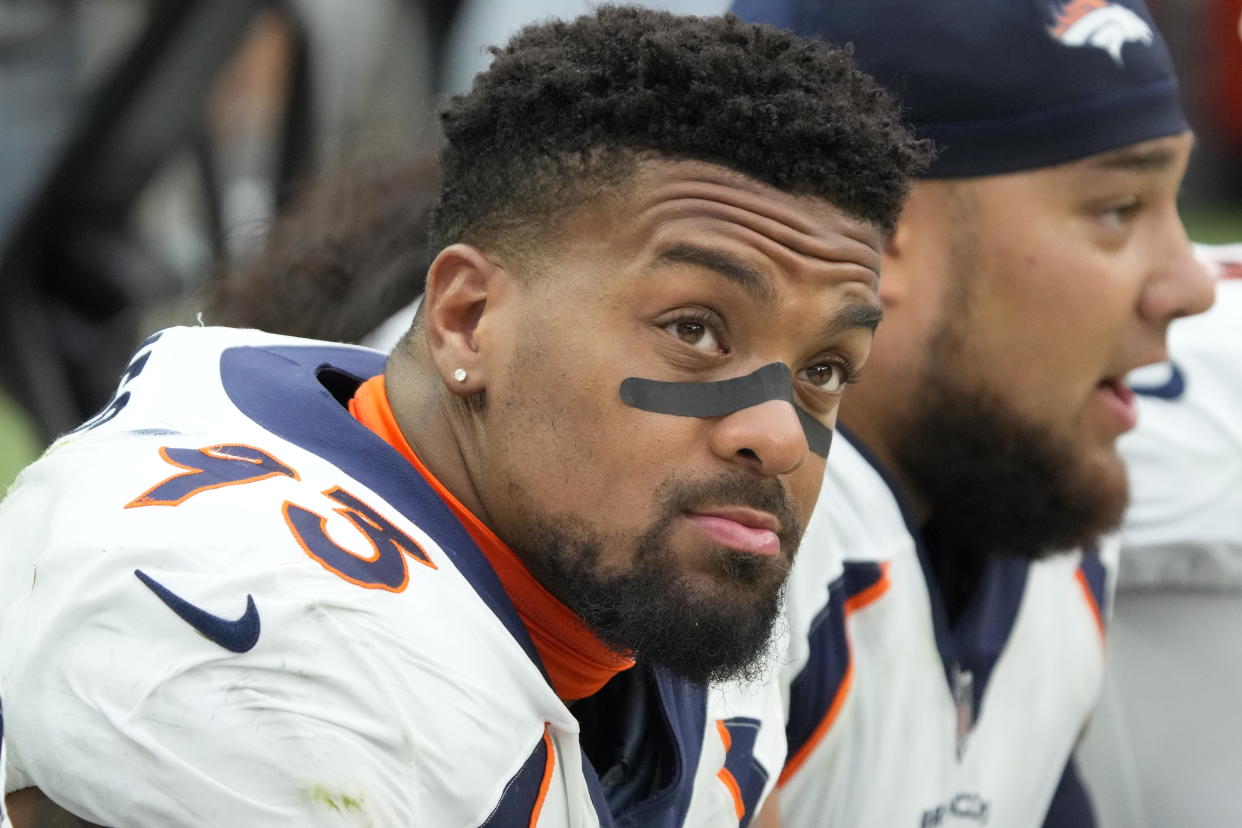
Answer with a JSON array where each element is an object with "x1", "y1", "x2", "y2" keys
[
  {"x1": 1, "y1": 697, "x2": 7, "y2": 828},
  {"x1": 776, "y1": 433, "x2": 1117, "y2": 828},
  {"x1": 1117, "y1": 243, "x2": 1242, "y2": 588},
  {"x1": 0, "y1": 326, "x2": 775, "y2": 827}
]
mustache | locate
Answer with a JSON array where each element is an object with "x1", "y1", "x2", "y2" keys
[{"x1": 654, "y1": 473, "x2": 802, "y2": 548}]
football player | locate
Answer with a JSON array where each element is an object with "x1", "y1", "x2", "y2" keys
[
  {"x1": 730, "y1": 0, "x2": 1215, "y2": 825},
  {"x1": 0, "y1": 7, "x2": 928, "y2": 826}
]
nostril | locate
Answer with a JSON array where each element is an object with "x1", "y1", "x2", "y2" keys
[{"x1": 737, "y1": 448, "x2": 759, "y2": 461}]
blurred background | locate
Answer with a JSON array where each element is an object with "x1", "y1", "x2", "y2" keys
[{"x1": 0, "y1": 0, "x2": 1239, "y2": 489}]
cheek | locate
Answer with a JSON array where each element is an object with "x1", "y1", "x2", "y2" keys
[
  {"x1": 788, "y1": 458, "x2": 828, "y2": 531},
  {"x1": 495, "y1": 381, "x2": 682, "y2": 507}
]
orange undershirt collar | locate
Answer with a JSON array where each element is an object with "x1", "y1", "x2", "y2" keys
[{"x1": 349, "y1": 375, "x2": 635, "y2": 701}]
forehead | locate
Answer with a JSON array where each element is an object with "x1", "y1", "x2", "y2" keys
[
  {"x1": 1021, "y1": 132, "x2": 1195, "y2": 192},
  {"x1": 556, "y1": 159, "x2": 885, "y2": 294},
  {"x1": 944, "y1": 132, "x2": 1195, "y2": 226},
  {"x1": 1071, "y1": 132, "x2": 1195, "y2": 172}
]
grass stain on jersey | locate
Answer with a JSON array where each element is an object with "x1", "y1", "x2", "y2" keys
[{"x1": 309, "y1": 785, "x2": 365, "y2": 813}]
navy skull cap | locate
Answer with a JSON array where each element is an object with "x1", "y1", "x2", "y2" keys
[{"x1": 730, "y1": 0, "x2": 1189, "y2": 177}]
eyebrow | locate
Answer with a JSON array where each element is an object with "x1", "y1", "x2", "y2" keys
[
  {"x1": 653, "y1": 243, "x2": 775, "y2": 303},
  {"x1": 1088, "y1": 146, "x2": 1178, "y2": 173},
  {"x1": 826, "y1": 301, "x2": 884, "y2": 336},
  {"x1": 655, "y1": 242, "x2": 882, "y2": 334}
]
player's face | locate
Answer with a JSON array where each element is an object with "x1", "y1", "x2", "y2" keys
[
  {"x1": 478, "y1": 159, "x2": 883, "y2": 683},
  {"x1": 889, "y1": 133, "x2": 1212, "y2": 556}
]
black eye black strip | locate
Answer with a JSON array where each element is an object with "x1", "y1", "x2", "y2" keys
[{"x1": 619, "y1": 361, "x2": 834, "y2": 457}]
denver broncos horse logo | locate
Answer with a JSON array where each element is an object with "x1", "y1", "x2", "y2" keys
[{"x1": 1049, "y1": 0, "x2": 1153, "y2": 65}]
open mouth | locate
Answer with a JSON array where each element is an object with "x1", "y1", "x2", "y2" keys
[{"x1": 1095, "y1": 376, "x2": 1138, "y2": 432}]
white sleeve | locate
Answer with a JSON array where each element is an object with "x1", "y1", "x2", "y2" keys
[
  {"x1": 1, "y1": 699, "x2": 8, "y2": 827},
  {"x1": 2, "y1": 545, "x2": 420, "y2": 826},
  {"x1": 1119, "y1": 277, "x2": 1242, "y2": 589},
  {"x1": 0, "y1": 449, "x2": 425, "y2": 827}
]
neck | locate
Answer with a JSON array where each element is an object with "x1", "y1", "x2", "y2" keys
[
  {"x1": 385, "y1": 353, "x2": 493, "y2": 526},
  {"x1": 841, "y1": 396, "x2": 984, "y2": 625},
  {"x1": 353, "y1": 372, "x2": 635, "y2": 699}
]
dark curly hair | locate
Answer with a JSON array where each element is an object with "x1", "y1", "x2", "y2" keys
[{"x1": 430, "y1": 5, "x2": 931, "y2": 256}]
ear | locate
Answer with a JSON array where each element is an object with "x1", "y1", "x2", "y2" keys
[
  {"x1": 875, "y1": 185, "x2": 932, "y2": 309},
  {"x1": 422, "y1": 243, "x2": 510, "y2": 397}
]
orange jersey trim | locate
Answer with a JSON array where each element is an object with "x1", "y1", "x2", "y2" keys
[
  {"x1": 349, "y1": 375, "x2": 634, "y2": 700},
  {"x1": 843, "y1": 561, "x2": 892, "y2": 613},
  {"x1": 1075, "y1": 567, "x2": 1106, "y2": 640},
  {"x1": 715, "y1": 718, "x2": 733, "y2": 753},
  {"x1": 779, "y1": 562, "x2": 891, "y2": 788},
  {"x1": 714, "y1": 719, "x2": 745, "y2": 819},
  {"x1": 717, "y1": 767, "x2": 746, "y2": 820},
  {"x1": 530, "y1": 725, "x2": 556, "y2": 827},
  {"x1": 778, "y1": 660, "x2": 854, "y2": 787}
]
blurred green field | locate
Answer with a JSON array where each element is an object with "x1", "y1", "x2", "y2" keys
[
  {"x1": 1185, "y1": 207, "x2": 1242, "y2": 245},
  {"x1": 0, "y1": 392, "x2": 41, "y2": 493}
]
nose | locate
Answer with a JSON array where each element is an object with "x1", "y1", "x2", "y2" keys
[
  {"x1": 708, "y1": 398, "x2": 810, "y2": 477},
  {"x1": 1139, "y1": 220, "x2": 1216, "y2": 326}
]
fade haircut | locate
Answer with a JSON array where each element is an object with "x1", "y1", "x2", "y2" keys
[{"x1": 429, "y1": 5, "x2": 932, "y2": 258}]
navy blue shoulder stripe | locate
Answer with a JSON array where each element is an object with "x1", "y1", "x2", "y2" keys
[
  {"x1": 481, "y1": 728, "x2": 552, "y2": 827},
  {"x1": 956, "y1": 557, "x2": 1029, "y2": 720},
  {"x1": 1078, "y1": 545, "x2": 1109, "y2": 623},
  {"x1": 721, "y1": 716, "x2": 769, "y2": 828},
  {"x1": 843, "y1": 560, "x2": 886, "y2": 602},
  {"x1": 784, "y1": 574, "x2": 849, "y2": 780}
]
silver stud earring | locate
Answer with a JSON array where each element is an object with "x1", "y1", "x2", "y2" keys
[{"x1": 453, "y1": 368, "x2": 468, "y2": 383}]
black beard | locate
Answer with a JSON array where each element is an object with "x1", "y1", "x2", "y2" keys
[
  {"x1": 891, "y1": 375, "x2": 1128, "y2": 562},
  {"x1": 509, "y1": 474, "x2": 800, "y2": 686}
]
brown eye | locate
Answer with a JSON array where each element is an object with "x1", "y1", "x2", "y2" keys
[
  {"x1": 800, "y1": 362, "x2": 847, "y2": 392},
  {"x1": 674, "y1": 322, "x2": 704, "y2": 342},
  {"x1": 663, "y1": 319, "x2": 723, "y2": 352}
]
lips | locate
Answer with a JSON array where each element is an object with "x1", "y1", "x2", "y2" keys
[
  {"x1": 686, "y1": 508, "x2": 782, "y2": 557},
  {"x1": 1095, "y1": 376, "x2": 1138, "y2": 432}
]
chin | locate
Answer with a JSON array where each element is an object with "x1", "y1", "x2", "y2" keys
[{"x1": 1078, "y1": 445, "x2": 1130, "y2": 519}]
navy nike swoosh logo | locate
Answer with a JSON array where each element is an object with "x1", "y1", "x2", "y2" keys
[
  {"x1": 135, "y1": 569, "x2": 260, "y2": 653},
  {"x1": 1129, "y1": 361, "x2": 1186, "y2": 401}
]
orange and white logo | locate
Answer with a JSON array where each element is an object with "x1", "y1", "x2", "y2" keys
[{"x1": 1049, "y1": 0, "x2": 1153, "y2": 65}]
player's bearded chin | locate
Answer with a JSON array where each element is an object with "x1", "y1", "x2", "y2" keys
[
  {"x1": 510, "y1": 474, "x2": 800, "y2": 686},
  {"x1": 892, "y1": 365, "x2": 1128, "y2": 561}
]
